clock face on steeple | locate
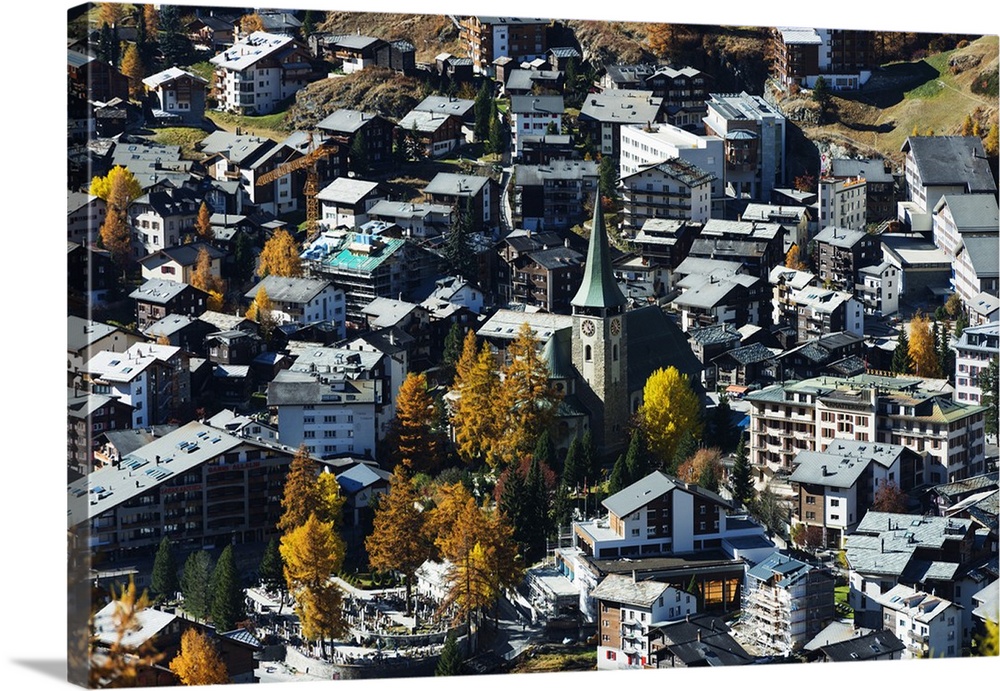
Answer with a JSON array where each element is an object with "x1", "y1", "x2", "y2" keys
[
  {"x1": 610, "y1": 317, "x2": 621, "y2": 336},
  {"x1": 581, "y1": 319, "x2": 596, "y2": 337}
]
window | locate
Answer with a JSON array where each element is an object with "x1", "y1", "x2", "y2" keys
[{"x1": 304, "y1": 431, "x2": 315, "y2": 439}]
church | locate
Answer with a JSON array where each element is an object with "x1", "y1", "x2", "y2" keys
[{"x1": 478, "y1": 202, "x2": 703, "y2": 458}]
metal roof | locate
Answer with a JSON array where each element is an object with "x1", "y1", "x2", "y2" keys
[{"x1": 570, "y1": 202, "x2": 628, "y2": 310}]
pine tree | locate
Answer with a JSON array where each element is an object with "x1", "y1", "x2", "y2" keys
[
  {"x1": 444, "y1": 198, "x2": 477, "y2": 281},
  {"x1": 524, "y1": 453, "x2": 552, "y2": 562},
  {"x1": 232, "y1": 231, "x2": 255, "y2": 286},
  {"x1": 533, "y1": 429, "x2": 557, "y2": 470},
  {"x1": 474, "y1": 80, "x2": 493, "y2": 142},
  {"x1": 498, "y1": 464, "x2": 528, "y2": 554},
  {"x1": 979, "y1": 356, "x2": 999, "y2": 437},
  {"x1": 169, "y1": 628, "x2": 229, "y2": 686},
  {"x1": 278, "y1": 444, "x2": 322, "y2": 534},
  {"x1": 670, "y1": 430, "x2": 698, "y2": 476},
  {"x1": 598, "y1": 155, "x2": 618, "y2": 208},
  {"x1": 562, "y1": 436, "x2": 582, "y2": 489},
  {"x1": 581, "y1": 430, "x2": 598, "y2": 487},
  {"x1": 365, "y1": 466, "x2": 431, "y2": 612},
  {"x1": 607, "y1": 454, "x2": 629, "y2": 494},
  {"x1": 487, "y1": 99, "x2": 504, "y2": 154},
  {"x1": 209, "y1": 545, "x2": 245, "y2": 632},
  {"x1": 150, "y1": 536, "x2": 179, "y2": 603},
  {"x1": 436, "y1": 631, "x2": 464, "y2": 675},
  {"x1": 180, "y1": 550, "x2": 214, "y2": 621},
  {"x1": 258, "y1": 537, "x2": 285, "y2": 595},
  {"x1": 441, "y1": 323, "x2": 464, "y2": 383},
  {"x1": 935, "y1": 319, "x2": 954, "y2": 381},
  {"x1": 891, "y1": 326, "x2": 913, "y2": 374},
  {"x1": 349, "y1": 130, "x2": 370, "y2": 175},
  {"x1": 623, "y1": 429, "x2": 650, "y2": 482},
  {"x1": 158, "y1": 4, "x2": 192, "y2": 68},
  {"x1": 730, "y1": 437, "x2": 754, "y2": 509}
]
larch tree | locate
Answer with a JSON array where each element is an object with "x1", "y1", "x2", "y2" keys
[
  {"x1": 676, "y1": 447, "x2": 723, "y2": 492},
  {"x1": 985, "y1": 123, "x2": 999, "y2": 158},
  {"x1": 169, "y1": 627, "x2": 229, "y2": 686},
  {"x1": 209, "y1": 545, "x2": 245, "y2": 633},
  {"x1": 451, "y1": 330, "x2": 499, "y2": 465},
  {"x1": 180, "y1": 550, "x2": 214, "y2": 621},
  {"x1": 144, "y1": 4, "x2": 159, "y2": 35},
  {"x1": 365, "y1": 466, "x2": 431, "y2": 612},
  {"x1": 278, "y1": 444, "x2": 322, "y2": 534},
  {"x1": 389, "y1": 372, "x2": 443, "y2": 473},
  {"x1": 423, "y1": 481, "x2": 476, "y2": 561},
  {"x1": 257, "y1": 229, "x2": 303, "y2": 278},
  {"x1": 150, "y1": 536, "x2": 179, "y2": 603},
  {"x1": 191, "y1": 247, "x2": 224, "y2": 297},
  {"x1": 961, "y1": 113, "x2": 975, "y2": 136},
  {"x1": 246, "y1": 286, "x2": 277, "y2": 341},
  {"x1": 315, "y1": 470, "x2": 346, "y2": 529},
  {"x1": 195, "y1": 201, "x2": 213, "y2": 240},
  {"x1": 493, "y1": 323, "x2": 562, "y2": 468},
  {"x1": 639, "y1": 367, "x2": 703, "y2": 469},
  {"x1": 89, "y1": 578, "x2": 164, "y2": 688},
  {"x1": 239, "y1": 13, "x2": 265, "y2": 35},
  {"x1": 121, "y1": 43, "x2": 145, "y2": 101},
  {"x1": 99, "y1": 2, "x2": 126, "y2": 27},
  {"x1": 279, "y1": 514, "x2": 346, "y2": 659},
  {"x1": 908, "y1": 312, "x2": 942, "y2": 378},
  {"x1": 91, "y1": 165, "x2": 142, "y2": 269},
  {"x1": 784, "y1": 244, "x2": 808, "y2": 271}
]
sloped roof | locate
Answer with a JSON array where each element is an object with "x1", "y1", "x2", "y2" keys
[
  {"x1": 570, "y1": 202, "x2": 627, "y2": 310},
  {"x1": 590, "y1": 574, "x2": 671, "y2": 608},
  {"x1": 902, "y1": 135, "x2": 996, "y2": 193}
]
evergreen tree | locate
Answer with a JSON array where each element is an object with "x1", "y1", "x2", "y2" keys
[
  {"x1": 670, "y1": 430, "x2": 698, "y2": 476},
  {"x1": 498, "y1": 464, "x2": 527, "y2": 551},
  {"x1": 624, "y1": 429, "x2": 650, "y2": 482},
  {"x1": 562, "y1": 436, "x2": 582, "y2": 489},
  {"x1": 180, "y1": 550, "x2": 214, "y2": 621},
  {"x1": 209, "y1": 545, "x2": 245, "y2": 632},
  {"x1": 730, "y1": 437, "x2": 754, "y2": 509},
  {"x1": 598, "y1": 155, "x2": 618, "y2": 208},
  {"x1": 444, "y1": 198, "x2": 477, "y2": 281},
  {"x1": 232, "y1": 231, "x2": 255, "y2": 287},
  {"x1": 436, "y1": 631, "x2": 464, "y2": 675},
  {"x1": 349, "y1": 131, "x2": 370, "y2": 175},
  {"x1": 441, "y1": 323, "x2": 464, "y2": 383},
  {"x1": 525, "y1": 453, "x2": 552, "y2": 562},
  {"x1": 487, "y1": 99, "x2": 504, "y2": 155},
  {"x1": 474, "y1": 80, "x2": 493, "y2": 142},
  {"x1": 533, "y1": 429, "x2": 557, "y2": 470},
  {"x1": 979, "y1": 356, "x2": 999, "y2": 438},
  {"x1": 301, "y1": 10, "x2": 316, "y2": 38},
  {"x1": 710, "y1": 399, "x2": 738, "y2": 452},
  {"x1": 258, "y1": 537, "x2": 285, "y2": 595},
  {"x1": 581, "y1": 430, "x2": 598, "y2": 487},
  {"x1": 607, "y1": 453, "x2": 629, "y2": 495},
  {"x1": 551, "y1": 480, "x2": 573, "y2": 533},
  {"x1": 891, "y1": 326, "x2": 913, "y2": 374},
  {"x1": 98, "y1": 22, "x2": 115, "y2": 65},
  {"x1": 150, "y1": 536, "x2": 179, "y2": 603},
  {"x1": 935, "y1": 319, "x2": 954, "y2": 381},
  {"x1": 158, "y1": 4, "x2": 192, "y2": 67}
]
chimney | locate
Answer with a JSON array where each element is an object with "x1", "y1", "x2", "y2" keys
[
  {"x1": 632, "y1": 570, "x2": 636, "y2": 583},
  {"x1": 696, "y1": 629, "x2": 702, "y2": 642}
]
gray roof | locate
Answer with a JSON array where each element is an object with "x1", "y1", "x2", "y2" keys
[
  {"x1": 142, "y1": 242, "x2": 226, "y2": 267},
  {"x1": 199, "y1": 131, "x2": 274, "y2": 165},
  {"x1": 846, "y1": 512, "x2": 975, "y2": 578},
  {"x1": 934, "y1": 193, "x2": 1000, "y2": 230},
  {"x1": 67, "y1": 316, "x2": 122, "y2": 355},
  {"x1": 903, "y1": 135, "x2": 997, "y2": 193},
  {"x1": 142, "y1": 66, "x2": 208, "y2": 89},
  {"x1": 129, "y1": 278, "x2": 201, "y2": 304},
  {"x1": 746, "y1": 551, "x2": 817, "y2": 587},
  {"x1": 814, "y1": 225, "x2": 869, "y2": 249},
  {"x1": 648, "y1": 614, "x2": 752, "y2": 666},
  {"x1": 423, "y1": 173, "x2": 490, "y2": 197},
  {"x1": 515, "y1": 160, "x2": 599, "y2": 186},
  {"x1": 580, "y1": 92, "x2": 662, "y2": 124},
  {"x1": 143, "y1": 314, "x2": 197, "y2": 338},
  {"x1": 316, "y1": 177, "x2": 381, "y2": 204},
  {"x1": 819, "y1": 630, "x2": 905, "y2": 662},
  {"x1": 329, "y1": 34, "x2": 382, "y2": 50},
  {"x1": 624, "y1": 306, "x2": 704, "y2": 391},
  {"x1": 673, "y1": 274, "x2": 756, "y2": 310},
  {"x1": 266, "y1": 369, "x2": 377, "y2": 406},
  {"x1": 368, "y1": 199, "x2": 452, "y2": 221},
  {"x1": 509, "y1": 94, "x2": 565, "y2": 115},
  {"x1": 245, "y1": 276, "x2": 333, "y2": 304},
  {"x1": 828, "y1": 157, "x2": 894, "y2": 183},
  {"x1": 972, "y1": 580, "x2": 999, "y2": 623},
  {"x1": 210, "y1": 32, "x2": 296, "y2": 71},
  {"x1": 603, "y1": 471, "x2": 728, "y2": 518},
  {"x1": 361, "y1": 297, "x2": 421, "y2": 328},
  {"x1": 590, "y1": 574, "x2": 671, "y2": 608},
  {"x1": 316, "y1": 109, "x2": 383, "y2": 134},
  {"x1": 414, "y1": 95, "x2": 475, "y2": 118},
  {"x1": 933, "y1": 472, "x2": 999, "y2": 501},
  {"x1": 688, "y1": 323, "x2": 741, "y2": 347},
  {"x1": 474, "y1": 16, "x2": 549, "y2": 26},
  {"x1": 789, "y1": 441, "x2": 907, "y2": 489},
  {"x1": 548, "y1": 47, "x2": 581, "y2": 59},
  {"x1": 506, "y1": 69, "x2": 562, "y2": 92},
  {"x1": 529, "y1": 246, "x2": 584, "y2": 270},
  {"x1": 959, "y1": 236, "x2": 1000, "y2": 278},
  {"x1": 397, "y1": 109, "x2": 460, "y2": 133},
  {"x1": 623, "y1": 158, "x2": 715, "y2": 187},
  {"x1": 713, "y1": 342, "x2": 777, "y2": 366},
  {"x1": 68, "y1": 389, "x2": 124, "y2": 420}
]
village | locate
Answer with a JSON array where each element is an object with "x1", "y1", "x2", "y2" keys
[{"x1": 65, "y1": 4, "x2": 999, "y2": 686}]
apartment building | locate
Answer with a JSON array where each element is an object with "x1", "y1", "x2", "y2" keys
[
  {"x1": 952, "y1": 322, "x2": 999, "y2": 405},
  {"x1": 771, "y1": 28, "x2": 875, "y2": 91},
  {"x1": 459, "y1": 16, "x2": 549, "y2": 76},
  {"x1": 789, "y1": 286, "x2": 864, "y2": 344},
  {"x1": 818, "y1": 174, "x2": 867, "y2": 231},
  {"x1": 509, "y1": 95, "x2": 565, "y2": 158},
  {"x1": 813, "y1": 225, "x2": 879, "y2": 292},
  {"x1": 856, "y1": 261, "x2": 900, "y2": 317},
  {"x1": 210, "y1": 32, "x2": 318, "y2": 115},
  {"x1": 620, "y1": 159, "x2": 715, "y2": 228},
  {"x1": 741, "y1": 551, "x2": 835, "y2": 655},
  {"x1": 513, "y1": 159, "x2": 599, "y2": 231},
  {"x1": 703, "y1": 92, "x2": 786, "y2": 201},
  {"x1": 592, "y1": 575, "x2": 696, "y2": 669},
  {"x1": 827, "y1": 157, "x2": 897, "y2": 225},
  {"x1": 931, "y1": 194, "x2": 999, "y2": 259},
  {"x1": 244, "y1": 275, "x2": 346, "y2": 337},
  {"x1": 901, "y1": 136, "x2": 997, "y2": 218},
  {"x1": 579, "y1": 92, "x2": 663, "y2": 159},
  {"x1": 878, "y1": 585, "x2": 962, "y2": 659},
  {"x1": 746, "y1": 374, "x2": 988, "y2": 484},
  {"x1": 619, "y1": 123, "x2": 724, "y2": 197}
]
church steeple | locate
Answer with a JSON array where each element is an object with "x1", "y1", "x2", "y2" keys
[{"x1": 571, "y1": 199, "x2": 627, "y2": 313}]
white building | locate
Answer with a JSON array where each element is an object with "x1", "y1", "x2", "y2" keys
[
  {"x1": 210, "y1": 32, "x2": 316, "y2": 115},
  {"x1": 953, "y1": 235, "x2": 1000, "y2": 306},
  {"x1": 245, "y1": 276, "x2": 346, "y2": 338},
  {"x1": 509, "y1": 95, "x2": 564, "y2": 158},
  {"x1": 931, "y1": 194, "x2": 999, "y2": 259},
  {"x1": 901, "y1": 136, "x2": 997, "y2": 218},
  {"x1": 952, "y1": 322, "x2": 999, "y2": 405},
  {"x1": 367, "y1": 200, "x2": 453, "y2": 239},
  {"x1": 68, "y1": 192, "x2": 106, "y2": 246},
  {"x1": 619, "y1": 122, "x2": 725, "y2": 197},
  {"x1": 791, "y1": 286, "x2": 864, "y2": 342},
  {"x1": 878, "y1": 584, "x2": 962, "y2": 659},
  {"x1": 317, "y1": 178, "x2": 385, "y2": 230},
  {"x1": 856, "y1": 261, "x2": 899, "y2": 317},
  {"x1": 591, "y1": 575, "x2": 696, "y2": 670},
  {"x1": 703, "y1": 92, "x2": 786, "y2": 202},
  {"x1": 819, "y1": 174, "x2": 867, "y2": 231},
  {"x1": 619, "y1": 159, "x2": 715, "y2": 228}
]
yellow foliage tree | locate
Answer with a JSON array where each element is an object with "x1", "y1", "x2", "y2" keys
[
  {"x1": 195, "y1": 202, "x2": 214, "y2": 240},
  {"x1": 240, "y1": 13, "x2": 265, "y2": 35},
  {"x1": 451, "y1": 330, "x2": 499, "y2": 465},
  {"x1": 646, "y1": 24, "x2": 676, "y2": 59},
  {"x1": 315, "y1": 470, "x2": 346, "y2": 530},
  {"x1": 389, "y1": 372, "x2": 443, "y2": 472},
  {"x1": 492, "y1": 323, "x2": 562, "y2": 468},
  {"x1": 89, "y1": 577, "x2": 165, "y2": 688},
  {"x1": 207, "y1": 290, "x2": 224, "y2": 312},
  {"x1": 257, "y1": 229, "x2": 303, "y2": 278},
  {"x1": 365, "y1": 466, "x2": 431, "y2": 611},
  {"x1": 639, "y1": 367, "x2": 703, "y2": 468},
  {"x1": 785, "y1": 244, "x2": 808, "y2": 271},
  {"x1": 246, "y1": 286, "x2": 277, "y2": 340},
  {"x1": 986, "y1": 123, "x2": 999, "y2": 158},
  {"x1": 169, "y1": 627, "x2": 229, "y2": 686},
  {"x1": 423, "y1": 481, "x2": 476, "y2": 559},
  {"x1": 90, "y1": 165, "x2": 142, "y2": 214},
  {"x1": 192, "y1": 247, "x2": 225, "y2": 296},
  {"x1": 121, "y1": 43, "x2": 145, "y2": 100},
  {"x1": 278, "y1": 444, "x2": 322, "y2": 534},
  {"x1": 295, "y1": 583, "x2": 347, "y2": 657},
  {"x1": 99, "y1": 2, "x2": 126, "y2": 27},
  {"x1": 908, "y1": 312, "x2": 942, "y2": 378},
  {"x1": 961, "y1": 114, "x2": 975, "y2": 136},
  {"x1": 144, "y1": 5, "x2": 159, "y2": 34},
  {"x1": 99, "y1": 207, "x2": 133, "y2": 269}
]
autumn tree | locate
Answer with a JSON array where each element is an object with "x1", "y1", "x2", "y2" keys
[
  {"x1": 493, "y1": 323, "x2": 562, "y2": 468},
  {"x1": 872, "y1": 481, "x2": 908, "y2": 513},
  {"x1": 646, "y1": 23, "x2": 678, "y2": 59},
  {"x1": 169, "y1": 627, "x2": 229, "y2": 686},
  {"x1": 388, "y1": 372, "x2": 444, "y2": 473},
  {"x1": 278, "y1": 444, "x2": 322, "y2": 533},
  {"x1": 257, "y1": 229, "x2": 303, "y2": 278},
  {"x1": 192, "y1": 247, "x2": 225, "y2": 299},
  {"x1": 365, "y1": 466, "x2": 431, "y2": 612},
  {"x1": 280, "y1": 513, "x2": 347, "y2": 659},
  {"x1": 99, "y1": 2, "x2": 126, "y2": 27},
  {"x1": 121, "y1": 43, "x2": 145, "y2": 100},
  {"x1": 89, "y1": 578, "x2": 164, "y2": 688},
  {"x1": 239, "y1": 13, "x2": 265, "y2": 35},
  {"x1": 209, "y1": 545, "x2": 245, "y2": 633},
  {"x1": 150, "y1": 536, "x2": 179, "y2": 603},
  {"x1": 676, "y1": 447, "x2": 723, "y2": 493},
  {"x1": 451, "y1": 330, "x2": 499, "y2": 465},
  {"x1": 245, "y1": 286, "x2": 277, "y2": 341},
  {"x1": 908, "y1": 312, "x2": 942, "y2": 378},
  {"x1": 785, "y1": 244, "x2": 808, "y2": 271},
  {"x1": 985, "y1": 123, "x2": 999, "y2": 158},
  {"x1": 639, "y1": 367, "x2": 703, "y2": 469},
  {"x1": 195, "y1": 202, "x2": 213, "y2": 240},
  {"x1": 316, "y1": 470, "x2": 346, "y2": 529},
  {"x1": 91, "y1": 165, "x2": 142, "y2": 269},
  {"x1": 961, "y1": 113, "x2": 975, "y2": 136},
  {"x1": 424, "y1": 481, "x2": 477, "y2": 559},
  {"x1": 144, "y1": 5, "x2": 159, "y2": 35},
  {"x1": 180, "y1": 550, "x2": 214, "y2": 621}
]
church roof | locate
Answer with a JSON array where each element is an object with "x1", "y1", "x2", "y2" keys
[{"x1": 571, "y1": 203, "x2": 627, "y2": 310}]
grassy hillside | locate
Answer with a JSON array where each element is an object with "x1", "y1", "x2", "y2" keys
[{"x1": 317, "y1": 12, "x2": 463, "y2": 62}]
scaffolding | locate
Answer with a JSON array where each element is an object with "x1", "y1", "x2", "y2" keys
[{"x1": 740, "y1": 576, "x2": 795, "y2": 656}]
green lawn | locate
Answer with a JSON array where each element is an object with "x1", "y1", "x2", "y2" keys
[
  {"x1": 150, "y1": 127, "x2": 210, "y2": 159},
  {"x1": 834, "y1": 585, "x2": 854, "y2": 619},
  {"x1": 205, "y1": 110, "x2": 291, "y2": 141}
]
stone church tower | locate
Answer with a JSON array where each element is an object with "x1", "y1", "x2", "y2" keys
[{"x1": 570, "y1": 201, "x2": 629, "y2": 457}]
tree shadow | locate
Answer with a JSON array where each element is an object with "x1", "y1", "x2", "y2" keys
[{"x1": 845, "y1": 60, "x2": 941, "y2": 109}]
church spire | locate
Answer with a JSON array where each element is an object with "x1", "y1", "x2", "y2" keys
[{"x1": 571, "y1": 198, "x2": 627, "y2": 312}]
